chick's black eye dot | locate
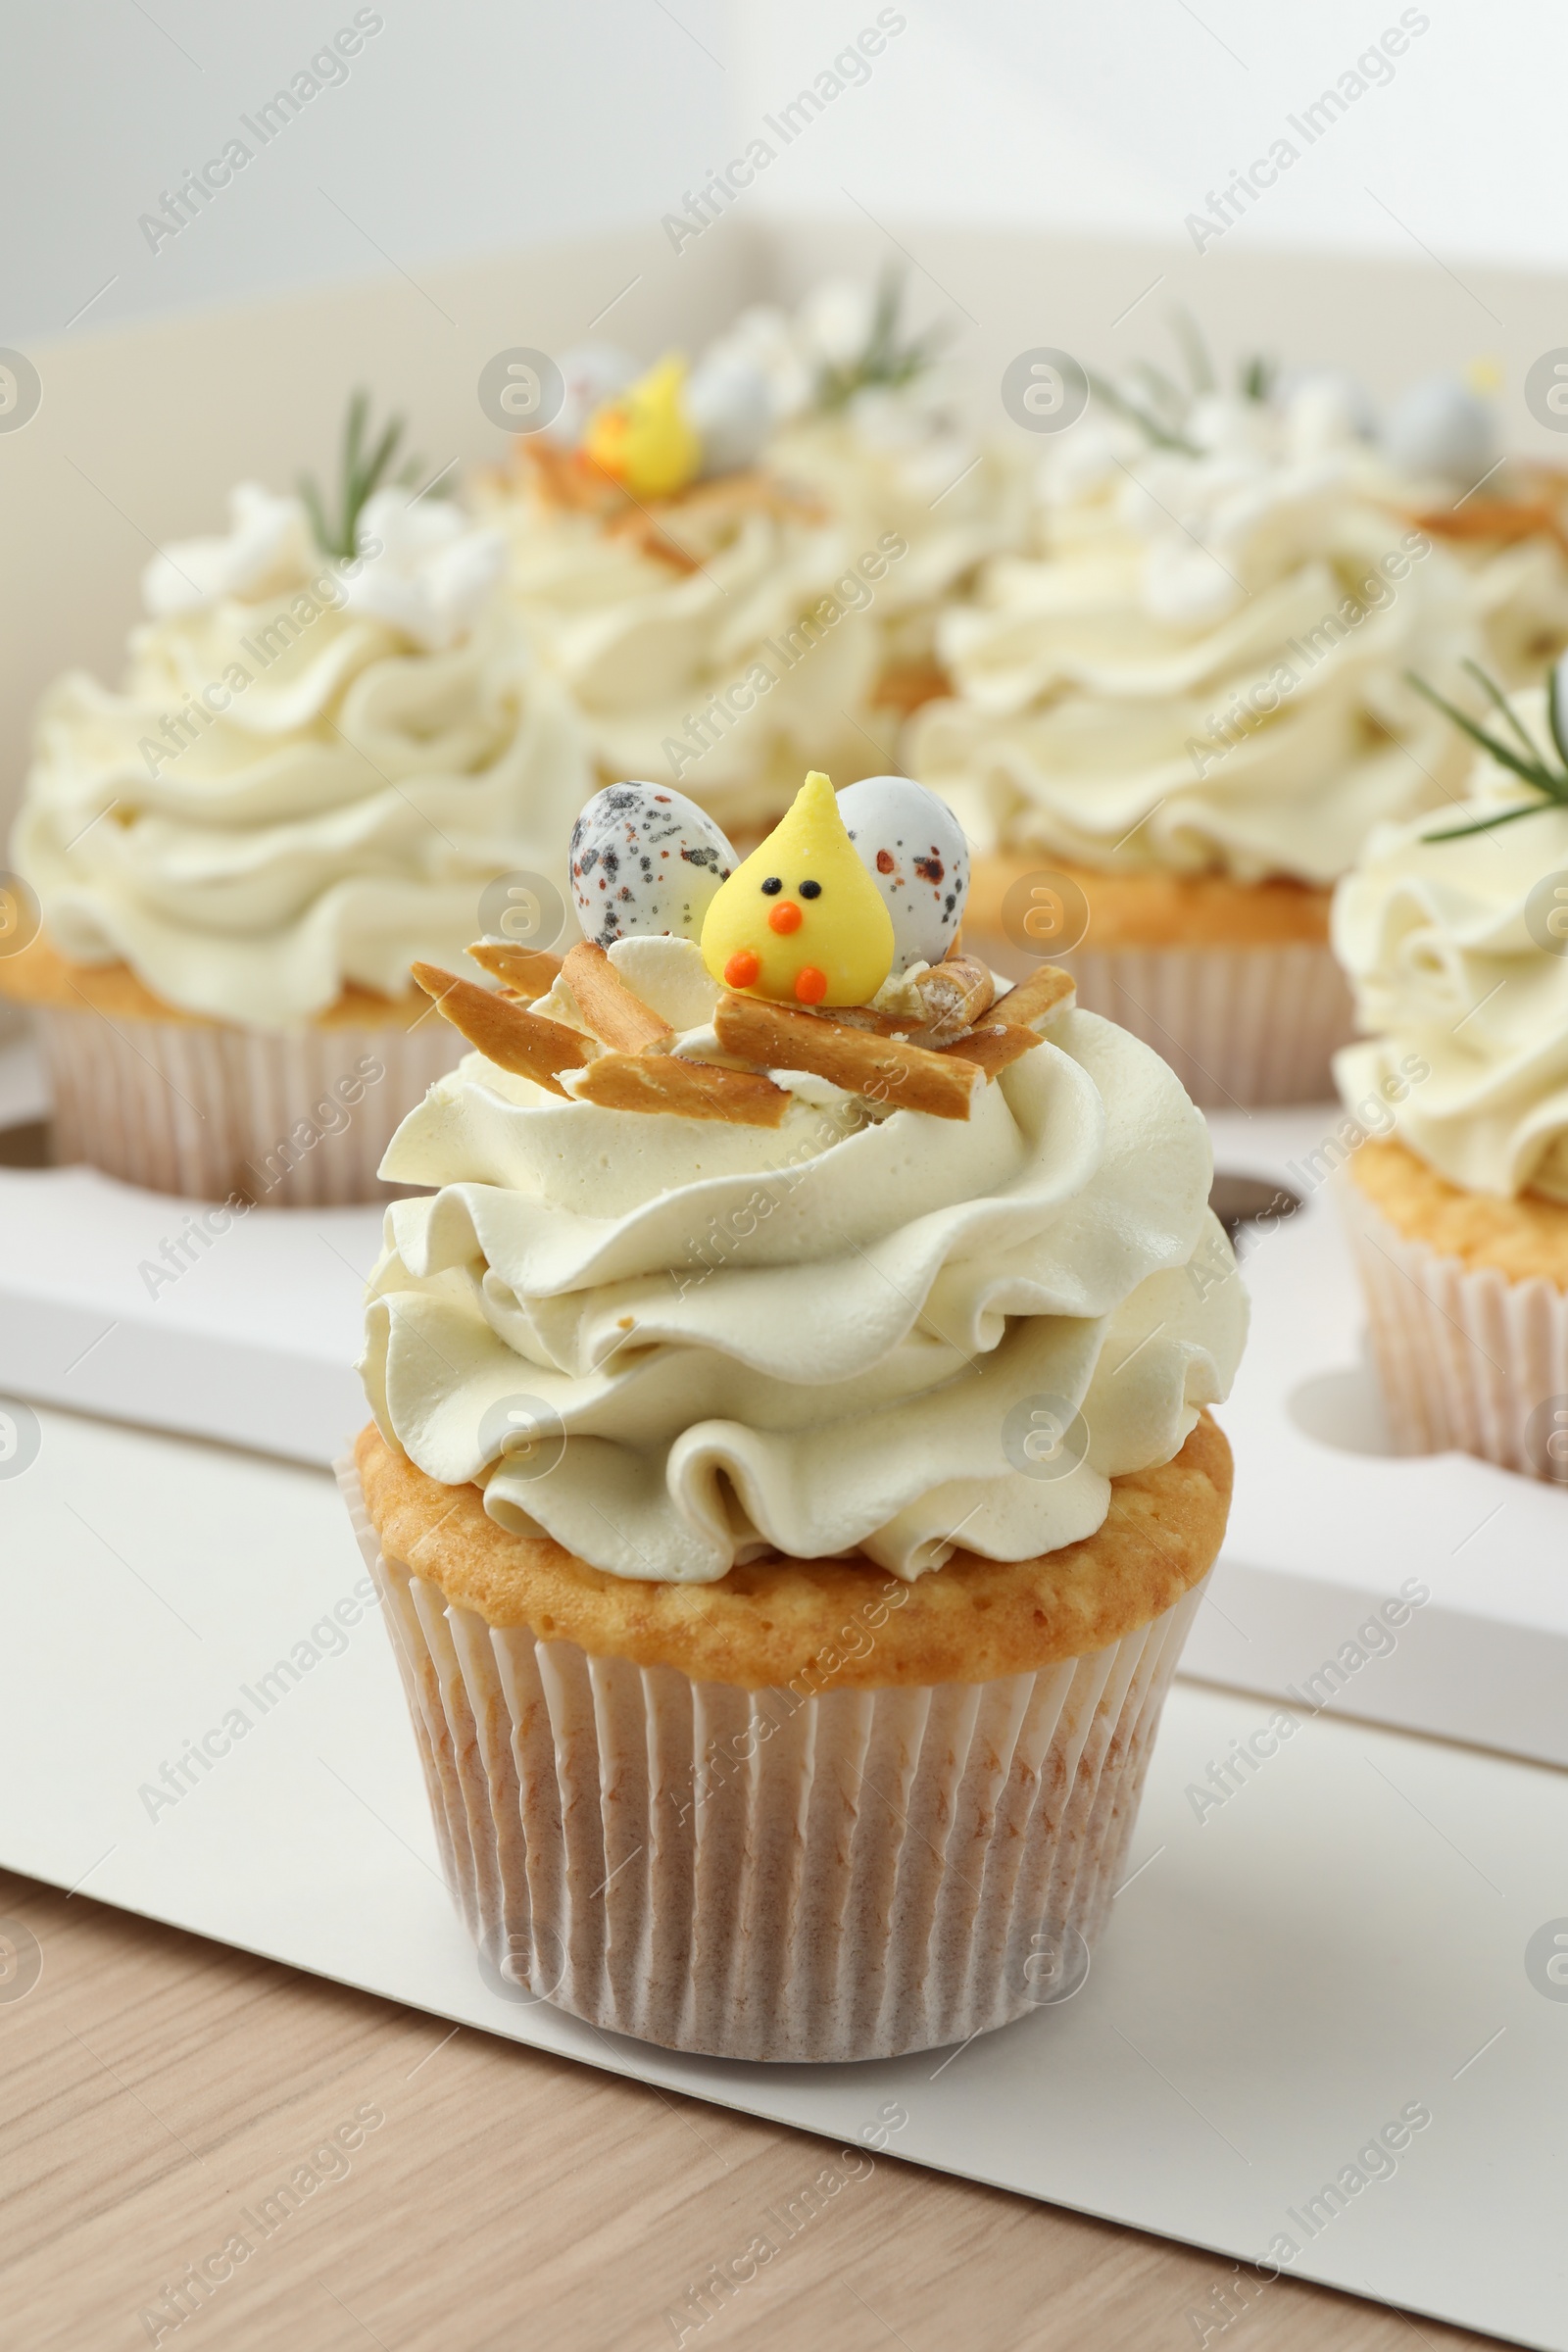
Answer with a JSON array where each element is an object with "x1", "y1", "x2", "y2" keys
[
  {"x1": 799, "y1": 879, "x2": 822, "y2": 899},
  {"x1": 760, "y1": 876, "x2": 782, "y2": 896}
]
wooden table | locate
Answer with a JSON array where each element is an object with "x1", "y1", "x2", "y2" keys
[{"x1": 1, "y1": 1872, "x2": 1510, "y2": 2352}]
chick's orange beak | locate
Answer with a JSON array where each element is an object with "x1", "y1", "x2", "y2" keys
[{"x1": 767, "y1": 901, "x2": 803, "y2": 934}]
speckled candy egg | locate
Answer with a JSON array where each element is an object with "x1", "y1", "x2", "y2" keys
[
  {"x1": 569, "y1": 783, "x2": 738, "y2": 948},
  {"x1": 1382, "y1": 376, "x2": 1494, "y2": 485},
  {"x1": 835, "y1": 776, "x2": 969, "y2": 973}
]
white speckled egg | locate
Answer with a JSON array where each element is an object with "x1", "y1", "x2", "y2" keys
[
  {"x1": 1382, "y1": 377, "x2": 1494, "y2": 484},
  {"x1": 836, "y1": 776, "x2": 969, "y2": 973},
  {"x1": 686, "y1": 351, "x2": 773, "y2": 476},
  {"x1": 569, "y1": 783, "x2": 738, "y2": 948}
]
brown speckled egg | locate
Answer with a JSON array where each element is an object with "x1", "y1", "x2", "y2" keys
[{"x1": 836, "y1": 776, "x2": 970, "y2": 973}]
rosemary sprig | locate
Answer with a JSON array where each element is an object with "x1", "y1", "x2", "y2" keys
[
  {"x1": 1406, "y1": 660, "x2": 1568, "y2": 840},
  {"x1": 1239, "y1": 351, "x2": 1277, "y2": 404},
  {"x1": 299, "y1": 390, "x2": 427, "y2": 560},
  {"x1": 1085, "y1": 311, "x2": 1277, "y2": 454},
  {"x1": 1084, "y1": 367, "x2": 1202, "y2": 455},
  {"x1": 814, "y1": 267, "x2": 950, "y2": 411}
]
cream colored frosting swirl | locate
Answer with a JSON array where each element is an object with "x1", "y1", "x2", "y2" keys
[
  {"x1": 698, "y1": 288, "x2": 1031, "y2": 667},
  {"x1": 475, "y1": 462, "x2": 893, "y2": 833},
  {"x1": 361, "y1": 935, "x2": 1247, "y2": 1583},
  {"x1": 15, "y1": 486, "x2": 592, "y2": 1027},
  {"x1": 1334, "y1": 690, "x2": 1568, "y2": 1200},
  {"x1": 909, "y1": 393, "x2": 1483, "y2": 884}
]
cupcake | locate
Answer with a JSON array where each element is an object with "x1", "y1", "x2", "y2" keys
[
  {"x1": 1376, "y1": 371, "x2": 1568, "y2": 686},
  {"x1": 1333, "y1": 667, "x2": 1568, "y2": 1476},
  {"x1": 472, "y1": 276, "x2": 1026, "y2": 838},
  {"x1": 910, "y1": 351, "x2": 1483, "y2": 1105},
  {"x1": 701, "y1": 273, "x2": 1031, "y2": 710},
  {"x1": 340, "y1": 767, "x2": 1248, "y2": 2061},
  {"x1": 1, "y1": 400, "x2": 591, "y2": 1204}
]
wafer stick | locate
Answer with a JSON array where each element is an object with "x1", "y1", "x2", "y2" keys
[
  {"x1": 412, "y1": 964, "x2": 594, "y2": 1097},
  {"x1": 571, "y1": 1052, "x2": 789, "y2": 1126},
  {"x1": 562, "y1": 941, "x2": 674, "y2": 1052},
  {"x1": 942, "y1": 1021, "x2": 1041, "y2": 1079},
  {"x1": 714, "y1": 995, "x2": 980, "y2": 1121},
  {"x1": 466, "y1": 941, "x2": 564, "y2": 999},
  {"x1": 994, "y1": 964, "x2": 1075, "y2": 1030}
]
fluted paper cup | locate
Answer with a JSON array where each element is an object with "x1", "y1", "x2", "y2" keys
[
  {"x1": 1043, "y1": 941, "x2": 1353, "y2": 1110},
  {"x1": 34, "y1": 1004, "x2": 461, "y2": 1204},
  {"x1": 339, "y1": 1454, "x2": 1205, "y2": 2064},
  {"x1": 1339, "y1": 1183, "x2": 1568, "y2": 1479}
]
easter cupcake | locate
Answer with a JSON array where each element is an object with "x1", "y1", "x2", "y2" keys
[
  {"x1": 0, "y1": 399, "x2": 591, "y2": 1204},
  {"x1": 341, "y1": 767, "x2": 1247, "y2": 2061},
  {"x1": 1374, "y1": 371, "x2": 1568, "y2": 688},
  {"x1": 701, "y1": 272, "x2": 1031, "y2": 710},
  {"x1": 1333, "y1": 664, "x2": 1568, "y2": 1475},
  {"x1": 474, "y1": 346, "x2": 895, "y2": 838},
  {"x1": 912, "y1": 344, "x2": 1482, "y2": 1105},
  {"x1": 473, "y1": 276, "x2": 1026, "y2": 838}
]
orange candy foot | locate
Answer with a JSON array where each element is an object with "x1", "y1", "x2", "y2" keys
[
  {"x1": 794, "y1": 966, "x2": 827, "y2": 1005},
  {"x1": 724, "y1": 949, "x2": 760, "y2": 989}
]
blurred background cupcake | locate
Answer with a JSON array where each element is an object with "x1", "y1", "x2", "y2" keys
[
  {"x1": 1333, "y1": 660, "x2": 1568, "y2": 1475},
  {"x1": 699, "y1": 271, "x2": 1032, "y2": 713},
  {"x1": 1374, "y1": 367, "x2": 1568, "y2": 683},
  {"x1": 472, "y1": 273, "x2": 1027, "y2": 839},
  {"x1": 0, "y1": 397, "x2": 591, "y2": 1204},
  {"x1": 910, "y1": 332, "x2": 1492, "y2": 1105}
]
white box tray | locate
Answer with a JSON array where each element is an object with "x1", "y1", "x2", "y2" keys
[{"x1": 1, "y1": 1401, "x2": 1563, "y2": 2352}]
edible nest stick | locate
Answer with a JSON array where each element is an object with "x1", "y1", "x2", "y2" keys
[
  {"x1": 714, "y1": 995, "x2": 980, "y2": 1121},
  {"x1": 561, "y1": 941, "x2": 674, "y2": 1053},
  {"x1": 466, "y1": 941, "x2": 564, "y2": 999},
  {"x1": 909, "y1": 955, "x2": 995, "y2": 1046},
  {"x1": 412, "y1": 963, "x2": 594, "y2": 1097},
  {"x1": 994, "y1": 964, "x2": 1076, "y2": 1031},
  {"x1": 571, "y1": 1053, "x2": 789, "y2": 1126},
  {"x1": 942, "y1": 1021, "x2": 1041, "y2": 1079}
]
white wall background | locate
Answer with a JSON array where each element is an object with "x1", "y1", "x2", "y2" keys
[
  {"x1": 4, "y1": 0, "x2": 1563, "y2": 346},
  {"x1": 2, "y1": 0, "x2": 732, "y2": 340},
  {"x1": 726, "y1": 1, "x2": 1564, "y2": 272}
]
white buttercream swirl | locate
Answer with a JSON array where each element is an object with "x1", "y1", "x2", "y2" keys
[
  {"x1": 1333, "y1": 689, "x2": 1568, "y2": 1200},
  {"x1": 361, "y1": 935, "x2": 1247, "y2": 1584},
  {"x1": 699, "y1": 286, "x2": 1031, "y2": 663},
  {"x1": 476, "y1": 461, "x2": 894, "y2": 829},
  {"x1": 909, "y1": 391, "x2": 1484, "y2": 884},
  {"x1": 15, "y1": 492, "x2": 592, "y2": 1027}
]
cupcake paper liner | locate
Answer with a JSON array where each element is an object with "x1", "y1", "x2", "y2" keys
[
  {"x1": 1055, "y1": 941, "x2": 1353, "y2": 1109},
  {"x1": 339, "y1": 1454, "x2": 1206, "y2": 2063},
  {"x1": 1340, "y1": 1181, "x2": 1568, "y2": 1478},
  {"x1": 32, "y1": 1004, "x2": 461, "y2": 1205}
]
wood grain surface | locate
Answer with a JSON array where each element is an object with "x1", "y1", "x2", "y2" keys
[{"x1": 0, "y1": 1871, "x2": 1509, "y2": 2352}]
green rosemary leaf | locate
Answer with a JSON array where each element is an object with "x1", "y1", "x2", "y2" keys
[
  {"x1": 1084, "y1": 369, "x2": 1202, "y2": 457},
  {"x1": 1168, "y1": 307, "x2": 1215, "y2": 397},
  {"x1": 1548, "y1": 666, "x2": 1568, "y2": 775},
  {"x1": 1462, "y1": 658, "x2": 1544, "y2": 760},
  {"x1": 1404, "y1": 670, "x2": 1559, "y2": 794},
  {"x1": 1422, "y1": 801, "x2": 1561, "y2": 842},
  {"x1": 298, "y1": 475, "x2": 332, "y2": 560},
  {"x1": 300, "y1": 391, "x2": 416, "y2": 559},
  {"x1": 1240, "y1": 353, "x2": 1277, "y2": 404},
  {"x1": 813, "y1": 269, "x2": 948, "y2": 412}
]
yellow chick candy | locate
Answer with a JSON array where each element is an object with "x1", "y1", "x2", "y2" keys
[
  {"x1": 700, "y1": 771, "x2": 895, "y2": 1008},
  {"x1": 582, "y1": 355, "x2": 703, "y2": 499}
]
